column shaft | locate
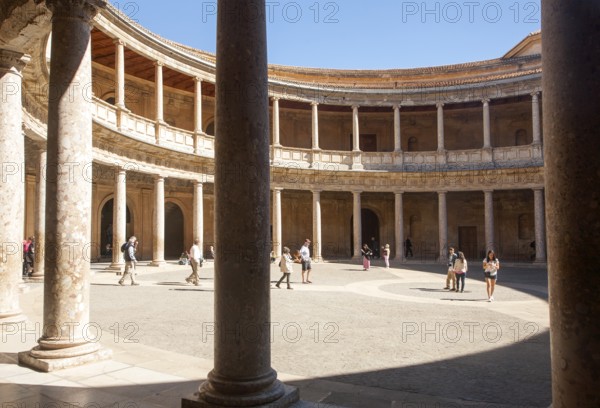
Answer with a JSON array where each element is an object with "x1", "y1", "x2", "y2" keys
[
  {"x1": 311, "y1": 102, "x2": 319, "y2": 150},
  {"x1": 438, "y1": 192, "x2": 448, "y2": 261},
  {"x1": 110, "y1": 167, "x2": 126, "y2": 269},
  {"x1": 272, "y1": 188, "x2": 282, "y2": 258},
  {"x1": 352, "y1": 191, "x2": 362, "y2": 259},
  {"x1": 151, "y1": 177, "x2": 165, "y2": 266},
  {"x1": 114, "y1": 39, "x2": 126, "y2": 109},
  {"x1": 0, "y1": 49, "x2": 29, "y2": 323},
  {"x1": 533, "y1": 189, "x2": 546, "y2": 262},
  {"x1": 543, "y1": 3, "x2": 600, "y2": 405},
  {"x1": 185, "y1": 1, "x2": 298, "y2": 405},
  {"x1": 437, "y1": 103, "x2": 445, "y2": 151},
  {"x1": 31, "y1": 150, "x2": 47, "y2": 280},
  {"x1": 483, "y1": 99, "x2": 491, "y2": 148},
  {"x1": 193, "y1": 182, "x2": 204, "y2": 257},
  {"x1": 313, "y1": 190, "x2": 322, "y2": 262},
  {"x1": 352, "y1": 106, "x2": 360, "y2": 152},
  {"x1": 18, "y1": 0, "x2": 111, "y2": 371},
  {"x1": 393, "y1": 105, "x2": 402, "y2": 152},
  {"x1": 155, "y1": 62, "x2": 164, "y2": 123},
  {"x1": 532, "y1": 92, "x2": 541, "y2": 144},
  {"x1": 394, "y1": 192, "x2": 404, "y2": 261},
  {"x1": 194, "y1": 78, "x2": 202, "y2": 154},
  {"x1": 484, "y1": 190, "x2": 495, "y2": 252},
  {"x1": 272, "y1": 97, "x2": 280, "y2": 146}
]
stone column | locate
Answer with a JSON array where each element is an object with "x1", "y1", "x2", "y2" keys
[
  {"x1": 531, "y1": 92, "x2": 541, "y2": 145},
  {"x1": 482, "y1": 99, "x2": 491, "y2": 148},
  {"x1": 193, "y1": 181, "x2": 204, "y2": 257},
  {"x1": 0, "y1": 49, "x2": 29, "y2": 323},
  {"x1": 183, "y1": 0, "x2": 298, "y2": 405},
  {"x1": 150, "y1": 176, "x2": 165, "y2": 266},
  {"x1": 352, "y1": 105, "x2": 360, "y2": 152},
  {"x1": 484, "y1": 190, "x2": 495, "y2": 252},
  {"x1": 436, "y1": 103, "x2": 445, "y2": 151},
  {"x1": 154, "y1": 61, "x2": 164, "y2": 144},
  {"x1": 194, "y1": 77, "x2": 203, "y2": 154},
  {"x1": 114, "y1": 39, "x2": 126, "y2": 110},
  {"x1": 272, "y1": 97, "x2": 281, "y2": 147},
  {"x1": 394, "y1": 192, "x2": 404, "y2": 261},
  {"x1": 313, "y1": 190, "x2": 322, "y2": 262},
  {"x1": 109, "y1": 166, "x2": 126, "y2": 270},
  {"x1": 31, "y1": 149, "x2": 47, "y2": 280},
  {"x1": 18, "y1": 0, "x2": 111, "y2": 371},
  {"x1": 393, "y1": 104, "x2": 402, "y2": 152},
  {"x1": 352, "y1": 191, "x2": 362, "y2": 260},
  {"x1": 533, "y1": 188, "x2": 546, "y2": 263},
  {"x1": 543, "y1": 3, "x2": 600, "y2": 406},
  {"x1": 272, "y1": 188, "x2": 282, "y2": 258},
  {"x1": 438, "y1": 191, "x2": 448, "y2": 262},
  {"x1": 311, "y1": 102, "x2": 320, "y2": 150}
]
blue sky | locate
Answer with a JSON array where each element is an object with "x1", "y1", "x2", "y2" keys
[{"x1": 109, "y1": 1, "x2": 541, "y2": 69}]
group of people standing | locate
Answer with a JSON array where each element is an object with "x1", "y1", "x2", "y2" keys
[
  {"x1": 361, "y1": 240, "x2": 391, "y2": 271},
  {"x1": 445, "y1": 247, "x2": 500, "y2": 302},
  {"x1": 275, "y1": 238, "x2": 313, "y2": 290}
]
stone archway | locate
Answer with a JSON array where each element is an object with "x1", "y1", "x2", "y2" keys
[
  {"x1": 164, "y1": 201, "x2": 184, "y2": 259},
  {"x1": 100, "y1": 199, "x2": 133, "y2": 258},
  {"x1": 350, "y1": 208, "x2": 381, "y2": 257}
]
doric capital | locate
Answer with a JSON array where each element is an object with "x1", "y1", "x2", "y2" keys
[
  {"x1": 46, "y1": 0, "x2": 106, "y2": 22},
  {"x1": 0, "y1": 49, "x2": 30, "y2": 73}
]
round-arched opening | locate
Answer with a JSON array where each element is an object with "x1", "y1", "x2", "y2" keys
[
  {"x1": 164, "y1": 201, "x2": 185, "y2": 259},
  {"x1": 100, "y1": 199, "x2": 133, "y2": 259}
]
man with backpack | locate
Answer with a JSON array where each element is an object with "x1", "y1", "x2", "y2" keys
[{"x1": 118, "y1": 236, "x2": 139, "y2": 286}]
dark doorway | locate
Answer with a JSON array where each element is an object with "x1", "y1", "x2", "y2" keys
[
  {"x1": 350, "y1": 208, "x2": 380, "y2": 257},
  {"x1": 348, "y1": 134, "x2": 378, "y2": 152},
  {"x1": 100, "y1": 199, "x2": 133, "y2": 258},
  {"x1": 458, "y1": 226, "x2": 478, "y2": 260},
  {"x1": 164, "y1": 202, "x2": 184, "y2": 259}
]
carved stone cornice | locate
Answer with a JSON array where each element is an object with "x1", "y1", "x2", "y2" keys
[{"x1": 0, "y1": 48, "x2": 30, "y2": 72}]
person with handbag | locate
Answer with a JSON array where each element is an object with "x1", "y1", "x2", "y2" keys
[{"x1": 275, "y1": 246, "x2": 294, "y2": 290}]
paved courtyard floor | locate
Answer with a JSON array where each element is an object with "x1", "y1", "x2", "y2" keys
[{"x1": 1, "y1": 259, "x2": 551, "y2": 407}]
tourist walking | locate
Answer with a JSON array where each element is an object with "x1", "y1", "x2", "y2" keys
[
  {"x1": 275, "y1": 246, "x2": 294, "y2": 290},
  {"x1": 118, "y1": 236, "x2": 139, "y2": 286},
  {"x1": 185, "y1": 238, "x2": 203, "y2": 286},
  {"x1": 300, "y1": 239, "x2": 312, "y2": 283},
  {"x1": 453, "y1": 251, "x2": 468, "y2": 292},
  {"x1": 444, "y1": 247, "x2": 458, "y2": 290},
  {"x1": 382, "y1": 243, "x2": 390, "y2": 268},
  {"x1": 483, "y1": 250, "x2": 500, "y2": 301},
  {"x1": 361, "y1": 243, "x2": 373, "y2": 271},
  {"x1": 405, "y1": 237, "x2": 413, "y2": 258}
]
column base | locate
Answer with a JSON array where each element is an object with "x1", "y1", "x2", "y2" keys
[
  {"x1": 149, "y1": 260, "x2": 166, "y2": 267},
  {"x1": 18, "y1": 343, "x2": 112, "y2": 372},
  {"x1": 28, "y1": 273, "x2": 45, "y2": 282},
  {"x1": 105, "y1": 263, "x2": 124, "y2": 271},
  {"x1": 182, "y1": 383, "x2": 299, "y2": 408}
]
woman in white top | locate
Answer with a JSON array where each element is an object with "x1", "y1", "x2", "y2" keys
[
  {"x1": 483, "y1": 250, "x2": 500, "y2": 302},
  {"x1": 275, "y1": 246, "x2": 294, "y2": 290},
  {"x1": 185, "y1": 238, "x2": 203, "y2": 286},
  {"x1": 453, "y1": 251, "x2": 468, "y2": 292}
]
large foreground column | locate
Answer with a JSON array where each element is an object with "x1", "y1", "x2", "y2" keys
[
  {"x1": 183, "y1": 1, "x2": 298, "y2": 406},
  {"x1": 18, "y1": 0, "x2": 111, "y2": 371},
  {"x1": 0, "y1": 49, "x2": 29, "y2": 323},
  {"x1": 542, "y1": 2, "x2": 600, "y2": 406}
]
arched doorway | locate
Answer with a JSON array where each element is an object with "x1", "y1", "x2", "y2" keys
[
  {"x1": 350, "y1": 208, "x2": 381, "y2": 257},
  {"x1": 164, "y1": 202, "x2": 184, "y2": 259},
  {"x1": 100, "y1": 199, "x2": 133, "y2": 257}
]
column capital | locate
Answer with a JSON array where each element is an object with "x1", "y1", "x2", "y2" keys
[
  {"x1": 271, "y1": 96, "x2": 280, "y2": 102},
  {"x1": 352, "y1": 189, "x2": 363, "y2": 195},
  {"x1": 312, "y1": 189, "x2": 323, "y2": 194},
  {"x1": 113, "y1": 38, "x2": 126, "y2": 47},
  {"x1": 532, "y1": 187, "x2": 544, "y2": 192},
  {"x1": 394, "y1": 190, "x2": 404, "y2": 196},
  {"x1": 392, "y1": 104, "x2": 401, "y2": 110},
  {"x1": 154, "y1": 175, "x2": 165, "y2": 182},
  {"x1": 436, "y1": 102, "x2": 445, "y2": 109},
  {"x1": 194, "y1": 180, "x2": 204, "y2": 187},
  {"x1": 154, "y1": 60, "x2": 164, "y2": 68},
  {"x1": 482, "y1": 98, "x2": 490, "y2": 105},
  {"x1": 0, "y1": 49, "x2": 31, "y2": 73},
  {"x1": 351, "y1": 104, "x2": 360, "y2": 111},
  {"x1": 46, "y1": 0, "x2": 106, "y2": 21},
  {"x1": 272, "y1": 187, "x2": 283, "y2": 192},
  {"x1": 531, "y1": 91, "x2": 540, "y2": 99},
  {"x1": 437, "y1": 190, "x2": 448, "y2": 195},
  {"x1": 311, "y1": 101, "x2": 319, "y2": 107},
  {"x1": 483, "y1": 189, "x2": 495, "y2": 194},
  {"x1": 194, "y1": 76, "x2": 203, "y2": 84}
]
